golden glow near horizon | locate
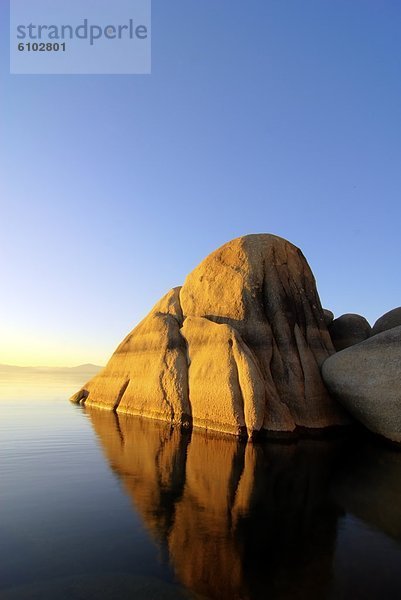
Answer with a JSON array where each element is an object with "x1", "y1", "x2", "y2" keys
[{"x1": 0, "y1": 329, "x2": 108, "y2": 368}]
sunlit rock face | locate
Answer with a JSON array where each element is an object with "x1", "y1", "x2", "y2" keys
[
  {"x1": 88, "y1": 410, "x2": 346, "y2": 600},
  {"x1": 72, "y1": 234, "x2": 348, "y2": 437}
]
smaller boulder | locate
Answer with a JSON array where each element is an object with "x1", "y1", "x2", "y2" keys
[
  {"x1": 328, "y1": 313, "x2": 371, "y2": 351},
  {"x1": 372, "y1": 307, "x2": 401, "y2": 336},
  {"x1": 323, "y1": 309, "x2": 334, "y2": 327},
  {"x1": 322, "y1": 326, "x2": 401, "y2": 444}
]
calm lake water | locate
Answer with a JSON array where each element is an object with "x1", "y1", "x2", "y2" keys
[{"x1": 1, "y1": 374, "x2": 401, "y2": 600}]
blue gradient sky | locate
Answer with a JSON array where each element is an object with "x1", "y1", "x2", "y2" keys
[{"x1": 1, "y1": 0, "x2": 400, "y2": 366}]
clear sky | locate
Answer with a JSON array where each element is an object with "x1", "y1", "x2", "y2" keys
[{"x1": 1, "y1": 0, "x2": 400, "y2": 367}]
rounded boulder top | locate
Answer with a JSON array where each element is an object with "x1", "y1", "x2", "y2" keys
[{"x1": 372, "y1": 307, "x2": 401, "y2": 337}]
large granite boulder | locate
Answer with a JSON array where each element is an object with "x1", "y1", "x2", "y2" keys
[
  {"x1": 322, "y1": 326, "x2": 401, "y2": 443},
  {"x1": 372, "y1": 307, "x2": 401, "y2": 336},
  {"x1": 328, "y1": 313, "x2": 371, "y2": 351},
  {"x1": 71, "y1": 234, "x2": 348, "y2": 438}
]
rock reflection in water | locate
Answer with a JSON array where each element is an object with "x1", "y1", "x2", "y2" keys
[
  {"x1": 87, "y1": 410, "x2": 348, "y2": 599},
  {"x1": 333, "y1": 441, "x2": 401, "y2": 542}
]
